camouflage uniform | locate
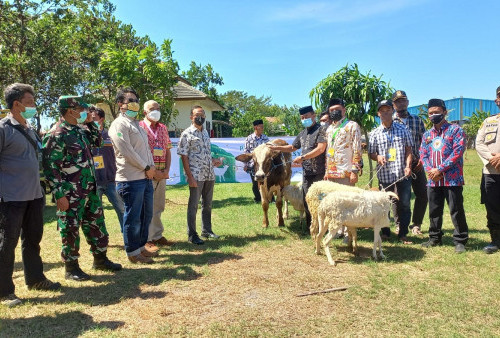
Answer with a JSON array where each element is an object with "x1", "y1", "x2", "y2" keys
[{"x1": 43, "y1": 115, "x2": 109, "y2": 262}]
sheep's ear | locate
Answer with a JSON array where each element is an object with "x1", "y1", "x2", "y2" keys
[{"x1": 235, "y1": 153, "x2": 253, "y2": 163}]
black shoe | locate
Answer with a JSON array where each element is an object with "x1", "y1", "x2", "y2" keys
[
  {"x1": 65, "y1": 260, "x2": 91, "y2": 281},
  {"x1": 189, "y1": 236, "x2": 205, "y2": 245},
  {"x1": 455, "y1": 243, "x2": 466, "y2": 254},
  {"x1": 93, "y1": 252, "x2": 123, "y2": 271},
  {"x1": 28, "y1": 278, "x2": 61, "y2": 291},
  {"x1": 483, "y1": 243, "x2": 499, "y2": 254},
  {"x1": 201, "y1": 231, "x2": 220, "y2": 239},
  {"x1": 421, "y1": 239, "x2": 442, "y2": 248}
]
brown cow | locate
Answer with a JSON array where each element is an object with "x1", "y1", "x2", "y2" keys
[{"x1": 236, "y1": 139, "x2": 292, "y2": 227}]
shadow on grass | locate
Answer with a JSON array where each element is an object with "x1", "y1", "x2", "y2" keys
[
  {"x1": 170, "y1": 233, "x2": 287, "y2": 252},
  {"x1": 13, "y1": 261, "x2": 64, "y2": 275},
  {"x1": 212, "y1": 196, "x2": 255, "y2": 208},
  {"x1": 0, "y1": 310, "x2": 125, "y2": 336}
]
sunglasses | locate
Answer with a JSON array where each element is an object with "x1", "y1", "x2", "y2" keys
[{"x1": 126, "y1": 98, "x2": 139, "y2": 103}]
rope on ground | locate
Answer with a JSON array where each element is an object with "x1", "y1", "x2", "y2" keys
[{"x1": 296, "y1": 286, "x2": 350, "y2": 297}]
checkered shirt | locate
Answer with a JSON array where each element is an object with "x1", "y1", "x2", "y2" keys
[
  {"x1": 393, "y1": 112, "x2": 426, "y2": 164},
  {"x1": 369, "y1": 122, "x2": 413, "y2": 184},
  {"x1": 244, "y1": 132, "x2": 270, "y2": 169}
]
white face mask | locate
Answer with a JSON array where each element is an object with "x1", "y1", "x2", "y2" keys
[{"x1": 147, "y1": 110, "x2": 161, "y2": 122}]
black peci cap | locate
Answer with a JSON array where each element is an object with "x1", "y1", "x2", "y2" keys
[
  {"x1": 299, "y1": 105, "x2": 314, "y2": 115},
  {"x1": 428, "y1": 98, "x2": 446, "y2": 110}
]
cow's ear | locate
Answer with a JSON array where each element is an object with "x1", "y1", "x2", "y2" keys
[{"x1": 235, "y1": 153, "x2": 253, "y2": 163}]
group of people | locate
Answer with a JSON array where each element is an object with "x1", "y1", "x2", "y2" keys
[
  {"x1": 0, "y1": 84, "x2": 219, "y2": 307},
  {"x1": 245, "y1": 89, "x2": 500, "y2": 256},
  {"x1": 1, "y1": 82, "x2": 499, "y2": 308}
]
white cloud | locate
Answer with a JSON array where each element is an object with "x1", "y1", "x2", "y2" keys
[{"x1": 268, "y1": 0, "x2": 422, "y2": 23}]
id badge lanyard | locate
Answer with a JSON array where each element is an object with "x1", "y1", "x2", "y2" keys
[
  {"x1": 146, "y1": 123, "x2": 164, "y2": 157},
  {"x1": 93, "y1": 131, "x2": 104, "y2": 169},
  {"x1": 327, "y1": 119, "x2": 348, "y2": 158}
]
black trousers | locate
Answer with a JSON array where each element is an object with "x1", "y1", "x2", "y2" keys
[
  {"x1": 0, "y1": 198, "x2": 46, "y2": 297},
  {"x1": 481, "y1": 174, "x2": 500, "y2": 233},
  {"x1": 250, "y1": 174, "x2": 261, "y2": 202},
  {"x1": 302, "y1": 173, "x2": 324, "y2": 229},
  {"x1": 428, "y1": 186, "x2": 468, "y2": 245},
  {"x1": 393, "y1": 168, "x2": 428, "y2": 228}
]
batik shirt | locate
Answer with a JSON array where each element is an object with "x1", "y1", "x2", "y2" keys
[
  {"x1": 325, "y1": 117, "x2": 362, "y2": 179},
  {"x1": 139, "y1": 119, "x2": 172, "y2": 170},
  {"x1": 244, "y1": 132, "x2": 270, "y2": 170},
  {"x1": 393, "y1": 112, "x2": 426, "y2": 166},
  {"x1": 42, "y1": 120, "x2": 101, "y2": 199},
  {"x1": 419, "y1": 122, "x2": 465, "y2": 187},
  {"x1": 292, "y1": 123, "x2": 327, "y2": 177},
  {"x1": 369, "y1": 122, "x2": 412, "y2": 184},
  {"x1": 177, "y1": 124, "x2": 215, "y2": 181}
]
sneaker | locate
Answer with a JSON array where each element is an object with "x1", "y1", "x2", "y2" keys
[
  {"x1": 0, "y1": 294, "x2": 22, "y2": 307},
  {"x1": 145, "y1": 241, "x2": 159, "y2": 252},
  {"x1": 154, "y1": 237, "x2": 175, "y2": 247},
  {"x1": 421, "y1": 239, "x2": 442, "y2": 248},
  {"x1": 483, "y1": 243, "x2": 499, "y2": 254},
  {"x1": 189, "y1": 236, "x2": 205, "y2": 245},
  {"x1": 128, "y1": 253, "x2": 154, "y2": 264},
  {"x1": 28, "y1": 278, "x2": 61, "y2": 291},
  {"x1": 411, "y1": 226, "x2": 423, "y2": 236},
  {"x1": 201, "y1": 232, "x2": 220, "y2": 239},
  {"x1": 455, "y1": 243, "x2": 466, "y2": 254}
]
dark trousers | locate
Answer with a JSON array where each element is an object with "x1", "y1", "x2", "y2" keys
[
  {"x1": 187, "y1": 180, "x2": 215, "y2": 240},
  {"x1": 481, "y1": 174, "x2": 500, "y2": 235},
  {"x1": 381, "y1": 178, "x2": 412, "y2": 238},
  {"x1": 0, "y1": 198, "x2": 46, "y2": 297},
  {"x1": 428, "y1": 186, "x2": 468, "y2": 245},
  {"x1": 250, "y1": 174, "x2": 261, "y2": 202},
  {"x1": 393, "y1": 169, "x2": 428, "y2": 228},
  {"x1": 302, "y1": 173, "x2": 324, "y2": 229}
]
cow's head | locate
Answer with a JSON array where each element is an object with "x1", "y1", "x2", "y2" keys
[{"x1": 236, "y1": 143, "x2": 282, "y2": 182}]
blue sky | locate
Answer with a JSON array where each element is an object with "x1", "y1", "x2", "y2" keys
[{"x1": 113, "y1": 0, "x2": 500, "y2": 109}]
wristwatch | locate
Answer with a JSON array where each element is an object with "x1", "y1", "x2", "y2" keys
[{"x1": 145, "y1": 165, "x2": 151, "y2": 171}]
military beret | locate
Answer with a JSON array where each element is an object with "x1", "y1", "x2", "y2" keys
[
  {"x1": 428, "y1": 98, "x2": 446, "y2": 110},
  {"x1": 496, "y1": 86, "x2": 500, "y2": 95},
  {"x1": 299, "y1": 105, "x2": 314, "y2": 115},
  {"x1": 253, "y1": 119, "x2": 263, "y2": 126},
  {"x1": 58, "y1": 95, "x2": 89, "y2": 109},
  {"x1": 328, "y1": 98, "x2": 345, "y2": 108},
  {"x1": 392, "y1": 90, "x2": 408, "y2": 101},
  {"x1": 377, "y1": 99, "x2": 393, "y2": 111}
]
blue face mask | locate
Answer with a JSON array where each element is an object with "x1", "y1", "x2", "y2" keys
[
  {"x1": 301, "y1": 118, "x2": 313, "y2": 128},
  {"x1": 20, "y1": 106, "x2": 37, "y2": 120},
  {"x1": 76, "y1": 110, "x2": 88, "y2": 124}
]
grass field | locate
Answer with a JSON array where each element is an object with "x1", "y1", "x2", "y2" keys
[{"x1": 1, "y1": 150, "x2": 499, "y2": 337}]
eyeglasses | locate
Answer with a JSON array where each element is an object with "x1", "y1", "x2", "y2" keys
[{"x1": 126, "y1": 98, "x2": 139, "y2": 103}]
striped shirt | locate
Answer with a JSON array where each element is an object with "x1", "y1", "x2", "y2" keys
[
  {"x1": 393, "y1": 112, "x2": 426, "y2": 165},
  {"x1": 369, "y1": 122, "x2": 413, "y2": 184},
  {"x1": 419, "y1": 122, "x2": 465, "y2": 187}
]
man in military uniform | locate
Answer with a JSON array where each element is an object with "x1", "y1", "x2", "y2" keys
[
  {"x1": 476, "y1": 86, "x2": 500, "y2": 254},
  {"x1": 269, "y1": 105, "x2": 327, "y2": 230},
  {"x1": 43, "y1": 96, "x2": 121, "y2": 281}
]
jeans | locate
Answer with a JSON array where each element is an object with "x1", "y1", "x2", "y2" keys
[
  {"x1": 97, "y1": 182, "x2": 125, "y2": 232},
  {"x1": 116, "y1": 179, "x2": 153, "y2": 256},
  {"x1": 381, "y1": 177, "x2": 412, "y2": 238},
  {"x1": 187, "y1": 180, "x2": 214, "y2": 240},
  {"x1": 0, "y1": 198, "x2": 46, "y2": 297},
  {"x1": 428, "y1": 186, "x2": 468, "y2": 245}
]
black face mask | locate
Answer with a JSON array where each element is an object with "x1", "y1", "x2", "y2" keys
[
  {"x1": 194, "y1": 116, "x2": 205, "y2": 126},
  {"x1": 329, "y1": 110, "x2": 342, "y2": 122},
  {"x1": 430, "y1": 114, "x2": 444, "y2": 125}
]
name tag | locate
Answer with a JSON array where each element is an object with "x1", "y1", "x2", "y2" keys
[
  {"x1": 153, "y1": 147, "x2": 164, "y2": 157},
  {"x1": 386, "y1": 148, "x2": 396, "y2": 161},
  {"x1": 93, "y1": 155, "x2": 104, "y2": 169},
  {"x1": 327, "y1": 148, "x2": 335, "y2": 158}
]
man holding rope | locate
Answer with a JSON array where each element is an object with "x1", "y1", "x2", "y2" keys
[{"x1": 369, "y1": 99, "x2": 413, "y2": 244}]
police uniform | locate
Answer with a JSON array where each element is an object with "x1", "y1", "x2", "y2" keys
[
  {"x1": 476, "y1": 98, "x2": 500, "y2": 253},
  {"x1": 43, "y1": 96, "x2": 120, "y2": 280}
]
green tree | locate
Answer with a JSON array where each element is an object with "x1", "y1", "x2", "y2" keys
[
  {"x1": 181, "y1": 61, "x2": 224, "y2": 101},
  {"x1": 310, "y1": 63, "x2": 393, "y2": 186},
  {"x1": 463, "y1": 109, "x2": 491, "y2": 148}
]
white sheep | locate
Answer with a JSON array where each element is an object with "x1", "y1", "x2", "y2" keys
[
  {"x1": 305, "y1": 181, "x2": 363, "y2": 249},
  {"x1": 317, "y1": 189, "x2": 398, "y2": 266},
  {"x1": 282, "y1": 181, "x2": 305, "y2": 222}
]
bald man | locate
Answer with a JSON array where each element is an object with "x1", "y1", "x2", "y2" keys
[{"x1": 139, "y1": 100, "x2": 172, "y2": 250}]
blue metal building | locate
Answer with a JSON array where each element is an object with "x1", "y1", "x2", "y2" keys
[{"x1": 407, "y1": 97, "x2": 498, "y2": 122}]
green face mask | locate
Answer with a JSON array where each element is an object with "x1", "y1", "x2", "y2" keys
[{"x1": 20, "y1": 106, "x2": 37, "y2": 120}]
